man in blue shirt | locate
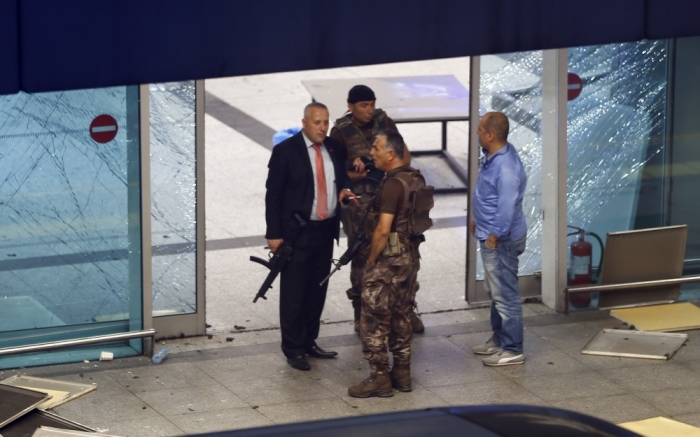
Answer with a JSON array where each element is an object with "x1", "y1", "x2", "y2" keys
[{"x1": 470, "y1": 112, "x2": 528, "y2": 366}]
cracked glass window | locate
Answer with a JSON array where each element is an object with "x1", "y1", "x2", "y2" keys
[
  {"x1": 477, "y1": 41, "x2": 668, "y2": 284},
  {"x1": 0, "y1": 86, "x2": 143, "y2": 351},
  {"x1": 149, "y1": 82, "x2": 197, "y2": 315},
  {"x1": 566, "y1": 42, "x2": 668, "y2": 259}
]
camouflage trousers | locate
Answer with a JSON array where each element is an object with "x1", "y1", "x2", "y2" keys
[
  {"x1": 349, "y1": 254, "x2": 421, "y2": 305},
  {"x1": 347, "y1": 247, "x2": 368, "y2": 301},
  {"x1": 360, "y1": 248, "x2": 420, "y2": 373},
  {"x1": 342, "y1": 193, "x2": 373, "y2": 302}
]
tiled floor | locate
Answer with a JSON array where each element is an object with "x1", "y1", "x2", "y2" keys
[{"x1": 3, "y1": 305, "x2": 696, "y2": 436}]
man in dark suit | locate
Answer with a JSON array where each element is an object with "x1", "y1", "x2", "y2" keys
[{"x1": 265, "y1": 102, "x2": 356, "y2": 371}]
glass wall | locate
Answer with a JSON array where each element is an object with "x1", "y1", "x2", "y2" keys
[
  {"x1": 646, "y1": 37, "x2": 700, "y2": 300},
  {"x1": 562, "y1": 37, "x2": 700, "y2": 308},
  {"x1": 566, "y1": 41, "x2": 669, "y2": 309},
  {"x1": 0, "y1": 86, "x2": 143, "y2": 369},
  {"x1": 149, "y1": 81, "x2": 197, "y2": 316}
]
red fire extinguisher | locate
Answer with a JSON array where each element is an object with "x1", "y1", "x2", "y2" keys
[{"x1": 568, "y1": 226, "x2": 592, "y2": 308}]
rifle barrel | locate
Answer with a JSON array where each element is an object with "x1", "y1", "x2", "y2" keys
[{"x1": 319, "y1": 264, "x2": 342, "y2": 287}]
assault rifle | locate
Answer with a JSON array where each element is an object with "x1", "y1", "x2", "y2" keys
[
  {"x1": 250, "y1": 214, "x2": 306, "y2": 303},
  {"x1": 319, "y1": 232, "x2": 369, "y2": 287}
]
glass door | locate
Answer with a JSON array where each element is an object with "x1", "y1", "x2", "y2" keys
[
  {"x1": 0, "y1": 86, "x2": 144, "y2": 369},
  {"x1": 149, "y1": 80, "x2": 206, "y2": 338},
  {"x1": 467, "y1": 52, "x2": 544, "y2": 303}
]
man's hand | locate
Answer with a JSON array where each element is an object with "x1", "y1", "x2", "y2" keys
[
  {"x1": 339, "y1": 189, "x2": 359, "y2": 206},
  {"x1": 267, "y1": 238, "x2": 284, "y2": 254},
  {"x1": 353, "y1": 158, "x2": 366, "y2": 173},
  {"x1": 485, "y1": 235, "x2": 498, "y2": 250},
  {"x1": 469, "y1": 221, "x2": 476, "y2": 237}
]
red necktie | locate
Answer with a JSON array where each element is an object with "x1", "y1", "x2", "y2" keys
[{"x1": 313, "y1": 144, "x2": 328, "y2": 220}]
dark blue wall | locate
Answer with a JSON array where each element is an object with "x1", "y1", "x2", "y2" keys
[
  {"x1": 0, "y1": 0, "x2": 19, "y2": 95},
  {"x1": 2, "y1": 0, "x2": 699, "y2": 94},
  {"x1": 646, "y1": 0, "x2": 700, "y2": 39}
]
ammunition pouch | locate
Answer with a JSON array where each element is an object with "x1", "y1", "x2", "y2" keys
[{"x1": 381, "y1": 232, "x2": 405, "y2": 257}]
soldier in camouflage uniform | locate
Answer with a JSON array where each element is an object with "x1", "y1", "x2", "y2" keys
[
  {"x1": 348, "y1": 130, "x2": 428, "y2": 398},
  {"x1": 329, "y1": 85, "x2": 425, "y2": 336}
]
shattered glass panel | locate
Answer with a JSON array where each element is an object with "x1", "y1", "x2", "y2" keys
[
  {"x1": 477, "y1": 41, "x2": 668, "y2": 281},
  {"x1": 567, "y1": 41, "x2": 668, "y2": 266},
  {"x1": 149, "y1": 82, "x2": 197, "y2": 315},
  {"x1": 478, "y1": 51, "x2": 544, "y2": 279},
  {"x1": 0, "y1": 87, "x2": 142, "y2": 335}
]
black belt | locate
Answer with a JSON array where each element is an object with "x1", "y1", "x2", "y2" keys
[{"x1": 307, "y1": 218, "x2": 335, "y2": 231}]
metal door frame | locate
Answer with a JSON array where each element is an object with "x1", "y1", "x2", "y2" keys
[
  {"x1": 147, "y1": 80, "x2": 207, "y2": 341},
  {"x1": 466, "y1": 53, "x2": 568, "y2": 307}
]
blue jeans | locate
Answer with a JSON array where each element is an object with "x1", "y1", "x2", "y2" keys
[{"x1": 480, "y1": 236, "x2": 526, "y2": 354}]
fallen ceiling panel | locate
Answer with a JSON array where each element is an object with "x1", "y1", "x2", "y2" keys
[
  {"x1": 611, "y1": 302, "x2": 700, "y2": 332},
  {"x1": 26, "y1": 390, "x2": 69, "y2": 411},
  {"x1": 598, "y1": 225, "x2": 687, "y2": 309},
  {"x1": 618, "y1": 416, "x2": 700, "y2": 436},
  {"x1": 0, "y1": 376, "x2": 95, "y2": 409},
  {"x1": 0, "y1": 410, "x2": 93, "y2": 437},
  {"x1": 32, "y1": 426, "x2": 121, "y2": 437},
  {"x1": 581, "y1": 329, "x2": 687, "y2": 360},
  {"x1": 0, "y1": 385, "x2": 48, "y2": 428}
]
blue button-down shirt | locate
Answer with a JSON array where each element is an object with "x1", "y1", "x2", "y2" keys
[{"x1": 473, "y1": 143, "x2": 527, "y2": 241}]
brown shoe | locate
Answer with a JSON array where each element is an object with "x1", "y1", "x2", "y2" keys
[
  {"x1": 409, "y1": 310, "x2": 425, "y2": 333},
  {"x1": 352, "y1": 298, "x2": 361, "y2": 335},
  {"x1": 348, "y1": 373, "x2": 393, "y2": 398},
  {"x1": 389, "y1": 364, "x2": 412, "y2": 392}
]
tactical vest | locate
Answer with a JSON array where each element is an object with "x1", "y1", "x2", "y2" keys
[
  {"x1": 364, "y1": 167, "x2": 434, "y2": 247},
  {"x1": 334, "y1": 109, "x2": 389, "y2": 162}
]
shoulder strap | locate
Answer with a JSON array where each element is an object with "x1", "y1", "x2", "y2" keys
[
  {"x1": 395, "y1": 174, "x2": 412, "y2": 217},
  {"x1": 389, "y1": 171, "x2": 413, "y2": 222}
]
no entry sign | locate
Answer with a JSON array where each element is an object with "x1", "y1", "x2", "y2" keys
[
  {"x1": 90, "y1": 114, "x2": 118, "y2": 143},
  {"x1": 568, "y1": 73, "x2": 583, "y2": 101}
]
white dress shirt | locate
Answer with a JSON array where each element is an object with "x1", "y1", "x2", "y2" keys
[{"x1": 302, "y1": 132, "x2": 337, "y2": 220}]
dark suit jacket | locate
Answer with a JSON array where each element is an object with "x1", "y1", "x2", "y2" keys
[{"x1": 265, "y1": 132, "x2": 349, "y2": 242}]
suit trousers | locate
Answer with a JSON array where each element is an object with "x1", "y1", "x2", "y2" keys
[{"x1": 279, "y1": 220, "x2": 335, "y2": 357}]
